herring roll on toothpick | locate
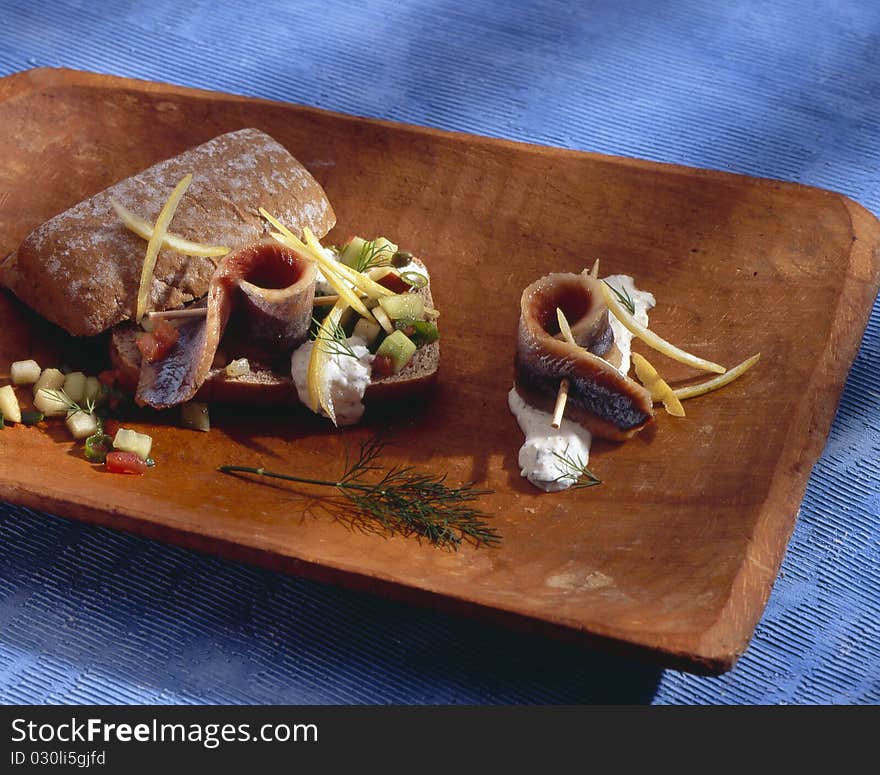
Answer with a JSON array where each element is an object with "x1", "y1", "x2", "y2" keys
[{"x1": 514, "y1": 270, "x2": 654, "y2": 442}]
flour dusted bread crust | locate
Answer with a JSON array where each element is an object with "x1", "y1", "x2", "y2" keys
[{"x1": 0, "y1": 128, "x2": 336, "y2": 336}]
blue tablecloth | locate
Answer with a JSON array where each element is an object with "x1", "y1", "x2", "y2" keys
[{"x1": 1, "y1": 0, "x2": 877, "y2": 705}]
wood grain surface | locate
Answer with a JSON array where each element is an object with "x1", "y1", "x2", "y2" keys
[{"x1": 1, "y1": 68, "x2": 878, "y2": 674}]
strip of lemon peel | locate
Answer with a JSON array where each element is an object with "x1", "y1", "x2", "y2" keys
[
  {"x1": 136, "y1": 174, "x2": 193, "y2": 323},
  {"x1": 631, "y1": 352, "x2": 686, "y2": 417},
  {"x1": 307, "y1": 298, "x2": 349, "y2": 425},
  {"x1": 673, "y1": 353, "x2": 761, "y2": 400},
  {"x1": 111, "y1": 198, "x2": 229, "y2": 257},
  {"x1": 600, "y1": 282, "x2": 726, "y2": 375}
]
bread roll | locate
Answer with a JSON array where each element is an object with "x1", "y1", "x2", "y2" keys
[{"x1": 0, "y1": 128, "x2": 335, "y2": 336}]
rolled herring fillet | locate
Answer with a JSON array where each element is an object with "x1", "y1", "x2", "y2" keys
[
  {"x1": 514, "y1": 271, "x2": 654, "y2": 441},
  {"x1": 136, "y1": 240, "x2": 316, "y2": 409}
]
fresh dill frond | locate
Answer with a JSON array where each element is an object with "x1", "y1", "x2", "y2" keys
[
  {"x1": 355, "y1": 239, "x2": 393, "y2": 272},
  {"x1": 551, "y1": 447, "x2": 602, "y2": 489},
  {"x1": 42, "y1": 388, "x2": 96, "y2": 416},
  {"x1": 218, "y1": 438, "x2": 501, "y2": 550},
  {"x1": 312, "y1": 315, "x2": 357, "y2": 359},
  {"x1": 603, "y1": 280, "x2": 636, "y2": 316}
]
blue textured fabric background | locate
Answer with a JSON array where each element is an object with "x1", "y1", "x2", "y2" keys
[{"x1": 1, "y1": 0, "x2": 878, "y2": 705}]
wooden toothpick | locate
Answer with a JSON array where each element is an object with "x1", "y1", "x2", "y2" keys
[{"x1": 551, "y1": 306, "x2": 580, "y2": 428}]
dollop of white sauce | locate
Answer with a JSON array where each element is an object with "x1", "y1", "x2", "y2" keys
[
  {"x1": 291, "y1": 336, "x2": 373, "y2": 426},
  {"x1": 602, "y1": 274, "x2": 655, "y2": 375},
  {"x1": 510, "y1": 275, "x2": 655, "y2": 492},
  {"x1": 508, "y1": 388, "x2": 593, "y2": 492}
]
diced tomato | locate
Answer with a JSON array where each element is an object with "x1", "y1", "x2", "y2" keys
[
  {"x1": 98, "y1": 369, "x2": 117, "y2": 386},
  {"x1": 105, "y1": 451, "x2": 148, "y2": 475},
  {"x1": 136, "y1": 319, "x2": 180, "y2": 363},
  {"x1": 103, "y1": 419, "x2": 120, "y2": 438},
  {"x1": 371, "y1": 354, "x2": 395, "y2": 380},
  {"x1": 375, "y1": 271, "x2": 410, "y2": 294}
]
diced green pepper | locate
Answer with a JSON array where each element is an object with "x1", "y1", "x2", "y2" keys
[
  {"x1": 84, "y1": 431, "x2": 114, "y2": 463},
  {"x1": 393, "y1": 318, "x2": 439, "y2": 347}
]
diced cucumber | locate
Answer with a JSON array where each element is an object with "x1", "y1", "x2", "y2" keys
[
  {"x1": 33, "y1": 388, "x2": 69, "y2": 417},
  {"x1": 340, "y1": 236, "x2": 369, "y2": 268},
  {"x1": 83, "y1": 376, "x2": 102, "y2": 405},
  {"x1": 340, "y1": 236, "x2": 397, "y2": 270},
  {"x1": 180, "y1": 401, "x2": 210, "y2": 432},
  {"x1": 378, "y1": 294, "x2": 424, "y2": 321},
  {"x1": 66, "y1": 410, "x2": 99, "y2": 440},
  {"x1": 374, "y1": 330, "x2": 417, "y2": 374},
  {"x1": 352, "y1": 318, "x2": 382, "y2": 348},
  {"x1": 11, "y1": 359, "x2": 41, "y2": 385},
  {"x1": 33, "y1": 367, "x2": 65, "y2": 395},
  {"x1": 62, "y1": 371, "x2": 87, "y2": 404},
  {"x1": 112, "y1": 428, "x2": 153, "y2": 460},
  {"x1": 0, "y1": 385, "x2": 21, "y2": 424}
]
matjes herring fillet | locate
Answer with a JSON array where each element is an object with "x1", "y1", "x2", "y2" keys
[{"x1": 0, "y1": 128, "x2": 336, "y2": 336}]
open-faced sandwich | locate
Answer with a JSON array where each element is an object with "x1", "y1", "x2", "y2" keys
[
  {"x1": 0, "y1": 128, "x2": 440, "y2": 467},
  {"x1": 509, "y1": 262, "x2": 760, "y2": 491}
]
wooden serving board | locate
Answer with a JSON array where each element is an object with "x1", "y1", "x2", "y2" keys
[{"x1": 1, "y1": 69, "x2": 878, "y2": 674}]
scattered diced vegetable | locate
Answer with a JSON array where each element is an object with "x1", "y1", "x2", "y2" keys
[
  {"x1": 180, "y1": 401, "x2": 210, "y2": 432},
  {"x1": 393, "y1": 318, "x2": 439, "y2": 346},
  {"x1": 112, "y1": 428, "x2": 153, "y2": 460},
  {"x1": 352, "y1": 318, "x2": 383, "y2": 348},
  {"x1": 33, "y1": 388, "x2": 70, "y2": 417},
  {"x1": 225, "y1": 358, "x2": 250, "y2": 378},
  {"x1": 33, "y1": 367, "x2": 65, "y2": 395},
  {"x1": 372, "y1": 305, "x2": 394, "y2": 335},
  {"x1": 379, "y1": 294, "x2": 424, "y2": 321},
  {"x1": 83, "y1": 376, "x2": 102, "y2": 405},
  {"x1": 370, "y1": 268, "x2": 411, "y2": 294},
  {"x1": 10, "y1": 359, "x2": 41, "y2": 385},
  {"x1": 84, "y1": 431, "x2": 113, "y2": 463},
  {"x1": 340, "y1": 236, "x2": 369, "y2": 269},
  {"x1": 62, "y1": 371, "x2": 87, "y2": 404},
  {"x1": 0, "y1": 385, "x2": 21, "y2": 424},
  {"x1": 66, "y1": 410, "x2": 99, "y2": 440},
  {"x1": 20, "y1": 410, "x2": 44, "y2": 426},
  {"x1": 374, "y1": 330, "x2": 417, "y2": 374},
  {"x1": 106, "y1": 451, "x2": 148, "y2": 475}
]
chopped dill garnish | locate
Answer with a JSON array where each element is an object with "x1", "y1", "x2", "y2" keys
[
  {"x1": 355, "y1": 239, "x2": 393, "y2": 273},
  {"x1": 312, "y1": 315, "x2": 357, "y2": 359},
  {"x1": 551, "y1": 448, "x2": 602, "y2": 489},
  {"x1": 42, "y1": 388, "x2": 96, "y2": 416},
  {"x1": 218, "y1": 438, "x2": 500, "y2": 550},
  {"x1": 603, "y1": 280, "x2": 636, "y2": 316}
]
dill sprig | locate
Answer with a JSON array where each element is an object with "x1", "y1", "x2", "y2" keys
[
  {"x1": 312, "y1": 315, "x2": 357, "y2": 359},
  {"x1": 603, "y1": 280, "x2": 636, "y2": 316},
  {"x1": 218, "y1": 438, "x2": 501, "y2": 550},
  {"x1": 42, "y1": 388, "x2": 96, "y2": 416},
  {"x1": 551, "y1": 448, "x2": 602, "y2": 489},
  {"x1": 355, "y1": 239, "x2": 393, "y2": 272}
]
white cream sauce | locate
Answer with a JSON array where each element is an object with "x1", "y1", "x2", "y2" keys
[
  {"x1": 291, "y1": 336, "x2": 373, "y2": 426},
  {"x1": 508, "y1": 388, "x2": 593, "y2": 491},
  {"x1": 511, "y1": 274, "x2": 654, "y2": 492}
]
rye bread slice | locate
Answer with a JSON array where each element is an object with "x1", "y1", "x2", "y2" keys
[
  {"x1": 0, "y1": 128, "x2": 335, "y2": 337},
  {"x1": 110, "y1": 265, "x2": 439, "y2": 405}
]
